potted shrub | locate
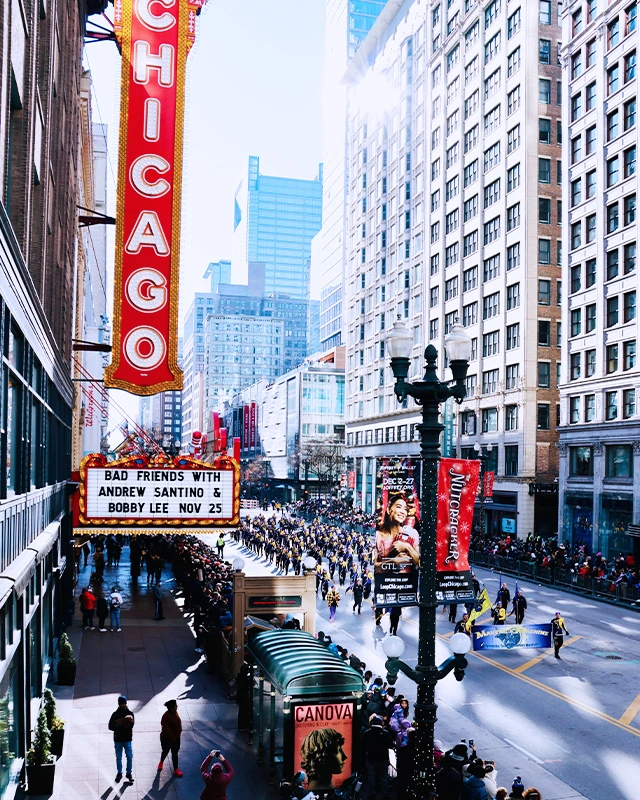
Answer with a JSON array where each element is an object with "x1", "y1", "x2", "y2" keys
[
  {"x1": 43, "y1": 689, "x2": 65, "y2": 757},
  {"x1": 56, "y1": 633, "x2": 76, "y2": 686},
  {"x1": 26, "y1": 708, "x2": 56, "y2": 795}
]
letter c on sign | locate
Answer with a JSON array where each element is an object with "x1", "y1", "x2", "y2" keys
[
  {"x1": 123, "y1": 327, "x2": 166, "y2": 371},
  {"x1": 136, "y1": 0, "x2": 176, "y2": 31},
  {"x1": 130, "y1": 155, "x2": 171, "y2": 198},
  {"x1": 126, "y1": 268, "x2": 168, "y2": 312}
]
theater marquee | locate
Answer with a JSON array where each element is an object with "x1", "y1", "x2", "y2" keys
[
  {"x1": 77, "y1": 453, "x2": 240, "y2": 528},
  {"x1": 105, "y1": 0, "x2": 207, "y2": 395}
]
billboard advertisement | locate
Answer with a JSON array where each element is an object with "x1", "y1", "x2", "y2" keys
[
  {"x1": 472, "y1": 623, "x2": 553, "y2": 651},
  {"x1": 291, "y1": 701, "x2": 355, "y2": 792},
  {"x1": 105, "y1": 0, "x2": 207, "y2": 395},
  {"x1": 373, "y1": 459, "x2": 420, "y2": 607},
  {"x1": 77, "y1": 452, "x2": 240, "y2": 528},
  {"x1": 435, "y1": 457, "x2": 479, "y2": 603}
]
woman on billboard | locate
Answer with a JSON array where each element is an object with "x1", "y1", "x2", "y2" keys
[{"x1": 374, "y1": 494, "x2": 420, "y2": 572}]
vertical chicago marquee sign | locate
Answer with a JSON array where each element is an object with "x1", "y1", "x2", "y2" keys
[{"x1": 105, "y1": 0, "x2": 206, "y2": 395}]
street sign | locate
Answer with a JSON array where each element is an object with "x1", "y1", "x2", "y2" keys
[{"x1": 76, "y1": 452, "x2": 240, "y2": 528}]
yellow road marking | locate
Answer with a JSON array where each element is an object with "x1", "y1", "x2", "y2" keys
[
  {"x1": 400, "y1": 618, "x2": 639, "y2": 737},
  {"x1": 513, "y1": 636, "x2": 582, "y2": 674},
  {"x1": 619, "y1": 691, "x2": 640, "y2": 726}
]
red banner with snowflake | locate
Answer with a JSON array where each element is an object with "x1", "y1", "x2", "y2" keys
[{"x1": 435, "y1": 457, "x2": 480, "y2": 603}]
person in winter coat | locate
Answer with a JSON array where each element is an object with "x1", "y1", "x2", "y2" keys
[
  {"x1": 360, "y1": 715, "x2": 394, "y2": 799},
  {"x1": 96, "y1": 593, "x2": 109, "y2": 632},
  {"x1": 462, "y1": 759, "x2": 489, "y2": 800},
  {"x1": 80, "y1": 587, "x2": 97, "y2": 629},
  {"x1": 395, "y1": 728, "x2": 416, "y2": 800},
  {"x1": 435, "y1": 751, "x2": 464, "y2": 800},
  {"x1": 509, "y1": 591, "x2": 527, "y2": 624},
  {"x1": 491, "y1": 602, "x2": 507, "y2": 625},
  {"x1": 326, "y1": 586, "x2": 340, "y2": 623},
  {"x1": 200, "y1": 750, "x2": 234, "y2": 799},
  {"x1": 346, "y1": 579, "x2": 364, "y2": 613},
  {"x1": 158, "y1": 699, "x2": 182, "y2": 777},
  {"x1": 108, "y1": 695, "x2": 135, "y2": 783}
]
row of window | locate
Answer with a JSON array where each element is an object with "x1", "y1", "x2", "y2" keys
[
  {"x1": 570, "y1": 244, "x2": 636, "y2": 294},
  {"x1": 568, "y1": 338, "x2": 636, "y2": 382},
  {"x1": 569, "y1": 442, "x2": 636, "y2": 479},
  {"x1": 461, "y1": 403, "x2": 557, "y2": 435},
  {"x1": 569, "y1": 388, "x2": 635, "y2": 424}
]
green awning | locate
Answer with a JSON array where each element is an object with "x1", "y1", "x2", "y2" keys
[{"x1": 248, "y1": 630, "x2": 365, "y2": 697}]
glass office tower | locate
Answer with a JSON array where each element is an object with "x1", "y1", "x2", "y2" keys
[{"x1": 232, "y1": 156, "x2": 323, "y2": 300}]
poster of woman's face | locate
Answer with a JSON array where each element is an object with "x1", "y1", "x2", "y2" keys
[{"x1": 293, "y1": 702, "x2": 354, "y2": 791}]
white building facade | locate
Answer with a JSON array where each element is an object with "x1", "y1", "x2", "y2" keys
[
  {"x1": 558, "y1": 0, "x2": 640, "y2": 558},
  {"x1": 341, "y1": 0, "x2": 564, "y2": 538}
]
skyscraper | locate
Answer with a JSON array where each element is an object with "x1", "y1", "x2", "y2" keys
[
  {"x1": 317, "y1": 1, "x2": 388, "y2": 350},
  {"x1": 558, "y1": 0, "x2": 640, "y2": 559},
  {"x1": 340, "y1": 0, "x2": 563, "y2": 537},
  {"x1": 232, "y1": 155, "x2": 323, "y2": 300}
]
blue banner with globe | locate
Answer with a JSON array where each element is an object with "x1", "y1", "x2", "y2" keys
[{"x1": 471, "y1": 623, "x2": 553, "y2": 651}]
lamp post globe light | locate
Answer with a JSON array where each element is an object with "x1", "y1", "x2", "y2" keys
[{"x1": 385, "y1": 317, "x2": 473, "y2": 799}]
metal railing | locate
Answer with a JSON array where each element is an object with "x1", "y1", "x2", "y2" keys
[
  {"x1": 468, "y1": 550, "x2": 640, "y2": 608},
  {"x1": 0, "y1": 483, "x2": 68, "y2": 572}
]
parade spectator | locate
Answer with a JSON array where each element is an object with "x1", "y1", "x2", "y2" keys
[
  {"x1": 360, "y1": 715, "x2": 394, "y2": 799},
  {"x1": 152, "y1": 579, "x2": 165, "y2": 621},
  {"x1": 80, "y1": 587, "x2": 96, "y2": 630},
  {"x1": 158, "y1": 699, "x2": 182, "y2": 777},
  {"x1": 110, "y1": 586, "x2": 124, "y2": 631},
  {"x1": 200, "y1": 750, "x2": 234, "y2": 800},
  {"x1": 96, "y1": 592, "x2": 109, "y2": 632},
  {"x1": 108, "y1": 695, "x2": 134, "y2": 783}
]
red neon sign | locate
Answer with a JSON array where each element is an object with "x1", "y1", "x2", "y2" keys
[{"x1": 106, "y1": 0, "x2": 206, "y2": 395}]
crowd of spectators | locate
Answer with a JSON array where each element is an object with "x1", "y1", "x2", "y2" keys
[
  {"x1": 470, "y1": 531, "x2": 639, "y2": 598},
  {"x1": 293, "y1": 498, "x2": 377, "y2": 529}
]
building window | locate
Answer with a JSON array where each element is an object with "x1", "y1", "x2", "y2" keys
[
  {"x1": 537, "y1": 404, "x2": 550, "y2": 430},
  {"x1": 625, "y1": 146, "x2": 636, "y2": 177},
  {"x1": 586, "y1": 304, "x2": 596, "y2": 333},
  {"x1": 507, "y1": 203, "x2": 520, "y2": 230},
  {"x1": 507, "y1": 243, "x2": 520, "y2": 271},
  {"x1": 481, "y1": 407, "x2": 498, "y2": 431},
  {"x1": 505, "y1": 405, "x2": 518, "y2": 431},
  {"x1": 504, "y1": 445, "x2": 518, "y2": 476},
  {"x1": 538, "y1": 361, "x2": 551, "y2": 387},
  {"x1": 623, "y1": 388, "x2": 636, "y2": 418},
  {"x1": 624, "y1": 290, "x2": 636, "y2": 321},
  {"x1": 506, "y1": 323, "x2": 520, "y2": 350},
  {"x1": 607, "y1": 343, "x2": 619, "y2": 373},
  {"x1": 464, "y1": 194, "x2": 478, "y2": 221},
  {"x1": 483, "y1": 293, "x2": 500, "y2": 319},
  {"x1": 483, "y1": 217, "x2": 500, "y2": 244},
  {"x1": 463, "y1": 267, "x2": 478, "y2": 292},
  {"x1": 624, "y1": 339, "x2": 636, "y2": 370},
  {"x1": 570, "y1": 352, "x2": 581, "y2": 380},
  {"x1": 571, "y1": 222, "x2": 581, "y2": 250},
  {"x1": 463, "y1": 302, "x2": 478, "y2": 327},
  {"x1": 483, "y1": 255, "x2": 500, "y2": 282},
  {"x1": 539, "y1": 198, "x2": 551, "y2": 224},
  {"x1": 539, "y1": 158, "x2": 551, "y2": 183},
  {"x1": 607, "y1": 445, "x2": 633, "y2": 478},
  {"x1": 507, "y1": 125, "x2": 520, "y2": 153},
  {"x1": 624, "y1": 194, "x2": 637, "y2": 226},
  {"x1": 607, "y1": 296, "x2": 619, "y2": 327},
  {"x1": 539, "y1": 117, "x2": 551, "y2": 143},
  {"x1": 608, "y1": 64, "x2": 620, "y2": 95},
  {"x1": 506, "y1": 283, "x2": 520, "y2": 310},
  {"x1": 584, "y1": 393, "x2": 595, "y2": 421},
  {"x1": 625, "y1": 97, "x2": 637, "y2": 130},
  {"x1": 461, "y1": 411, "x2": 477, "y2": 435},
  {"x1": 608, "y1": 249, "x2": 619, "y2": 280},
  {"x1": 482, "y1": 370, "x2": 499, "y2": 395},
  {"x1": 570, "y1": 446, "x2": 593, "y2": 476},
  {"x1": 505, "y1": 364, "x2": 519, "y2": 390},
  {"x1": 607, "y1": 202, "x2": 619, "y2": 233},
  {"x1": 608, "y1": 18, "x2": 620, "y2": 49},
  {"x1": 539, "y1": 319, "x2": 551, "y2": 345},
  {"x1": 570, "y1": 396, "x2": 581, "y2": 424},
  {"x1": 606, "y1": 390, "x2": 618, "y2": 420},
  {"x1": 538, "y1": 279, "x2": 551, "y2": 305},
  {"x1": 539, "y1": 79, "x2": 551, "y2": 104}
]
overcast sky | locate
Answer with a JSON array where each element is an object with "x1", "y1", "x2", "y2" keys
[{"x1": 85, "y1": 0, "x2": 326, "y2": 323}]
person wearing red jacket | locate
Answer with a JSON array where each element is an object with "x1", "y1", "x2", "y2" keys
[
  {"x1": 80, "y1": 587, "x2": 97, "y2": 630},
  {"x1": 200, "y1": 750, "x2": 234, "y2": 799},
  {"x1": 158, "y1": 700, "x2": 183, "y2": 777}
]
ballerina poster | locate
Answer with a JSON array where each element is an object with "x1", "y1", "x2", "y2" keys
[{"x1": 373, "y1": 459, "x2": 421, "y2": 607}]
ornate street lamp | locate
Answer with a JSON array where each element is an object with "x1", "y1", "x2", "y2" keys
[
  {"x1": 385, "y1": 317, "x2": 473, "y2": 798},
  {"x1": 474, "y1": 442, "x2": 494, "y2": 539}
]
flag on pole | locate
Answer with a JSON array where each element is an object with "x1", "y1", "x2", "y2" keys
[
  {"x1": 496, "y1": 573, "x2": 503, "y2": 602},
  {"x1": 466, "y1": 587, "x2": 491, "y2": 630}
]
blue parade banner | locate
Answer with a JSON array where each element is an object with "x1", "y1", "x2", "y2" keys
[{"x1": 471, "y1": 623, "x2": 553, "y2": 651}]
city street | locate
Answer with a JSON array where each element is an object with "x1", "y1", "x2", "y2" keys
[{"x1": 218, "y1": 527, "x2": 640, "y2": 800}]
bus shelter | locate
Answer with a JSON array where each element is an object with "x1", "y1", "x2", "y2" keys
[{"x1": 247, "y1": 629, "x2": 365, "y2": 790}]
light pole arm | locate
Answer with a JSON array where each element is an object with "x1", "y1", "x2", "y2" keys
[{"x1": 385, "y1": 653, "x2": 469, "y2": 686}]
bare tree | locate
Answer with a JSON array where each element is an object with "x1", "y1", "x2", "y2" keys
[{"x1": 299, "y1": 437, "x2": 345, "y2": 493}]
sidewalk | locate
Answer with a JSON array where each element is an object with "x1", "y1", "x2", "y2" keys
[{"x1": 27, "y1": 542, "x2": 274, "y2": 800}]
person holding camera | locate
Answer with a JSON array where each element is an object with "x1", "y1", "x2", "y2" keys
[{"x1": 200, "y1": 749, "x2": 234, "y2": 799}]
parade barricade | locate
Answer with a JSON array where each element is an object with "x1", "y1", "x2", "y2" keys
[{"x1": 246, "y1": 629, "x2": 365, "y2": 787}]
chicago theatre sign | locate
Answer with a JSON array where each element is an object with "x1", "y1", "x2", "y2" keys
[{"x1": 105, "y1": 0, "x2": 206, "y2": 395}]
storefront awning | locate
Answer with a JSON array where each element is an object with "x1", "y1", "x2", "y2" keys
[
  {"x1": 0, "y1": 548, "x2": 37, "y2": 597},
  {"x1": 26, "y1": 522, "x2": 60, "y2": 563},
  {"x1": 248, "y1": 629, "x2": 365, "y2": 697}
]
